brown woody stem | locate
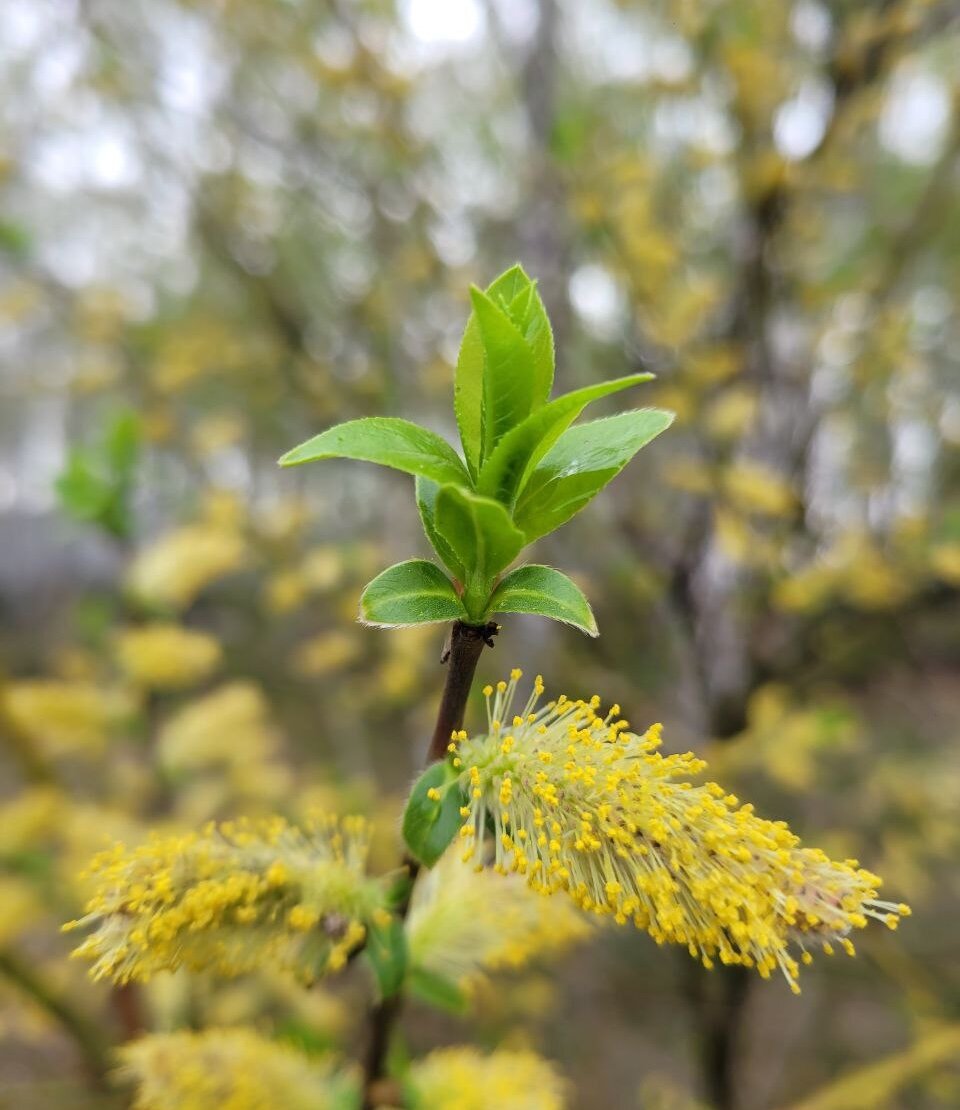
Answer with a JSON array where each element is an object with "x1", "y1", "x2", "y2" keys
[{"x1": 361, "y1": 619, "x2": 497, "y2": 1108}]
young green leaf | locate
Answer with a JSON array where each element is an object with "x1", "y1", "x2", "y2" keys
[
  {"x1": 485, "y1": 263, "x2": 530, "y2": 305},
  {"x1": 104, "y1": 410, "x2": 142, "y2": 473},
  {"x1": 365, "y1": 914, "x2": 408, "y2": 1000},
  {"x1": 416, "y1": 477, "x2": 467, "y2": 581},
  {"x1": 454, "y1": 315, "x2": 485, "y2": 481},
  {"x1": 402, "y1": 762, "x2": 465, "y2": 867},
  {"x1": 477, "y1": 374, "x2": 653, "y2": 508},
  {"x1": 434, "y1": 485, "x2": 525, "y2": 611},
  {"x1": 55, "y1": 410, "x2": 142, "y2": 540},
  {"x1": 515, "y1": 408, "x2": 675, "y2": 541},
  {"x1": 55, "y1": 455, "x2": 115, "y2": 523},
  {"x1": 359, "y1": 560, "x2": 467, "y2": 627},
  {"x1": 501, "y1": 278, "x2": 553, "y2": 408},
  {"x1": 278, "y1": 417, "x2": 470, "y2": 487},
  {"x1": 487, "y1": 564, "x2": 598, "y2": 636},
  {"x1": 470, "y1": 287, "x2": 539, "y2": 459},
  {"x1": 485, "y1": 264, "x2": 553, "y2": 404},
  {"x1": 452, "y1": 265, "x2": 551, "y2": 480}
]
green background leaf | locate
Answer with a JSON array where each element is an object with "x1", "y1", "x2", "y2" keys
[
  {"x1": 487, "y1": 564, "x2": 598, "y2": 636},
  {"x1": 359, "y1": 560, "x2": 467, "y2": 627},
  {"x1": 365, "y1": 914, "x2": 408, "y2": 999},
  {"x1": 408, "y1": 967, "x2": 468, "y2": 1014},
  {"x1": 54, "y1": 410, "x2": 141, "y2": 540}
]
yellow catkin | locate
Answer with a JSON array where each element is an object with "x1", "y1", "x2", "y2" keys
[
  {"x1": 407, "y1": 1046, "x2": 568, "y2": 1110},
  {"x1": 452, "y1": 673, "x2": 910, "y2": 994},
  {"x1": 118, "y1": 1028, "x2": 354, "y2": 1110},
  {"x1": 126, "y1": 524, "x2": 247, "y2": 610},
  {"x1": 113, "y1": 623, "x2": 222, "y2": 691},
  {"x1": 157, "y1": 683, "x2": 279, "y2": 771},
  {"x1": 406, "y1": 847, "x2": 592, "y2": 990},
  {"x1": 65, "y1": 814, "x2": 383, "y2": 984}
]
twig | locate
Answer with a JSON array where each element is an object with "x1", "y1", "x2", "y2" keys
[{"x1": 360, "y1": 619, "x2": 498, "y2": 1108}]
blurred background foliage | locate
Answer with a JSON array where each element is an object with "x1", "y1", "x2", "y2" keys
[{"x1": 0, "y1": 0, "x2": 958, "y2": 1107}]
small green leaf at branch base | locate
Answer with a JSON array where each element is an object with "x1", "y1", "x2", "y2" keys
[
  {"x1": 487, "y1": 564, "x2": 598, "y2": 636},
  {"x1": 365, "y1": 914, "x2": 408, "y2": 1000},
  {"x1": 359, "y1": 560, "x2": 467, "y2": 627},
  {"x1": 402, "y1": 762, "x2": 465, "y2": 867},
  {"x1": 278, "y1": 417, "x2": 470, "y2": 487}
]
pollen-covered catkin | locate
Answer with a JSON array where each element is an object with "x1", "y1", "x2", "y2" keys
[
  {"x1": 66, "y1": 814, "x2": 386, "y2": 983},
  {"x1": 406, "y1": 1046, "x2": 568, "y2": 1110},
  {"x1": 118, "y1": 1028, "x2": 354, "y2": 1110},
  {"x1": 453, "y1": 672, "x2": 910, "y2": 993},
  {"x1": 406, "y1": 845, "x2": 592, "y2": 990}
]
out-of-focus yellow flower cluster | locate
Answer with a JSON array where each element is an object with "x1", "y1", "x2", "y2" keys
[
  {"x1": 113, "y1": 623, "x2": 222, "y2": 691},
  {"x1": 1, "y1": 680, "x2": 136, "y2": 757},
  {"x1": 118, "y1": 1027, "x2": 355, "y2": 1110},
  {"x1": 157, "y1": 682, "x2": 292, "y2": 819},
  {"x1": 405, "y1": 1046, "x2": 568, "y2": 1110},
  {"x1": 126, "y1": 523, "x2": 248, "y2": 610},
  {"x1": 117, "y1": 1029, "x2": 569, "y2": 1110}
]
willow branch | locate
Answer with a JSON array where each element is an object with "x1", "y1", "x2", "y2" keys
[{"x1": 361, "y1": 619, "x2": 498, "y2": 1109}]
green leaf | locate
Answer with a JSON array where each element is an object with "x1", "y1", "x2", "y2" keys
[
  {"x1": 487, "y1": 564, "x2": 598, "y2": 636},
  {"x1": 365, "y1": 914, "x2": 408, "y2": 1000},
  {"x1": 486, "y1": 263, "x2": 530, "y2": 305},
  {"x1": 435, "y1": 485, "x2": 525, "y2": 616},
  {"x1": 279, "y1": 417, "x2": 470, "y2": 487},
  {"x1": 402, "y1": 761, "x2": 465, "y2": 867},
  {"x1": 470, "y1": 286, "x2": 539, "y2": 459},
  {"x1": 454, "y1": 265, "x2": 553, "y2": 479},
  {"x1": 359, "y1": 560, "x2": 467, "y2": 627},
  {"x1": 515, "y1": 408, "x2": 675, "y2": 541},
  {"x1": 54, "y1": 411, "x2": 141, "y2": 540},
  {"x1": 275, "y1": 1017, "x2": 338, "y2": 1057},
  {"x1": 454, "y1": 314, "x2": 485, "y2": 481},
  {"x1": 0, "y1": 220, "x2": 30, "y2": 258},
  {"x1": 55, "y1": 455, "x2": 113, "y2": 522},
  {"x1": 502, "y1": 279, "x2": 553, "y2": 408},
  {"x1": 477, "y1": 374, "x2": 653, "y2": 508},
  {"x1": 409, "y1": 967, "x2": 468, "y2": 1014},
  {"x1": 416, "y1": 477, "x2": 466, "y2": 582},
  {"x1": 103, "y1": 410, "x2": 142, "y2": 474}
]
